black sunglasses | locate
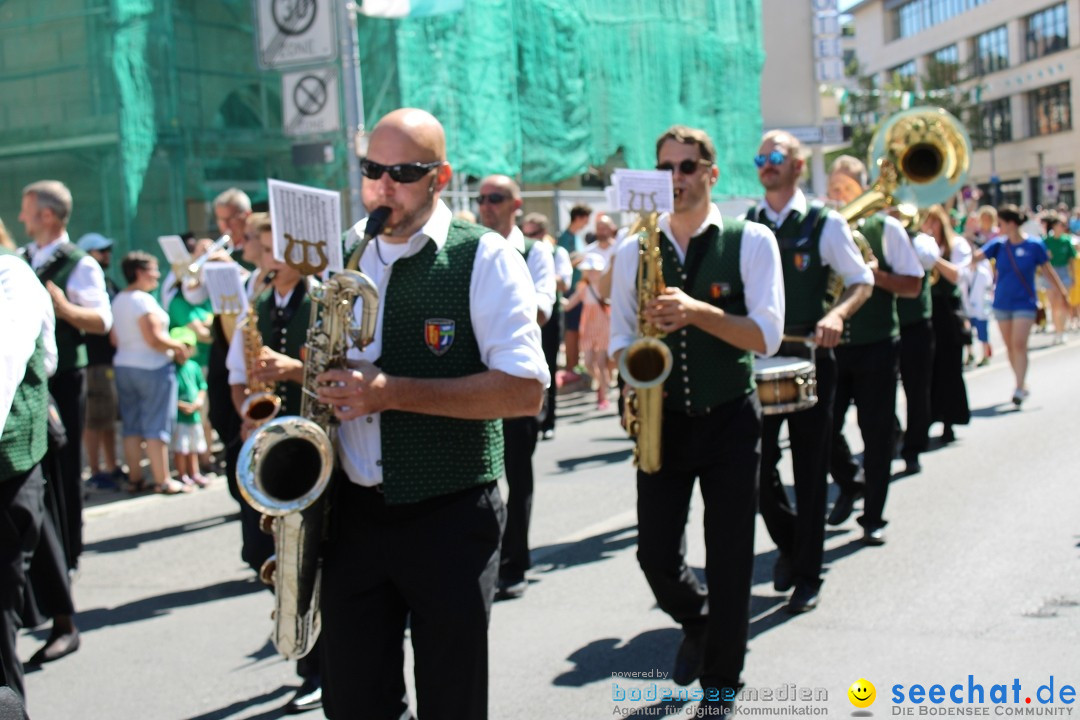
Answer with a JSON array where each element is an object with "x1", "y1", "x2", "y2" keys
[
  {"x1": 476, "y1": 193, "x2": 509, "y2": 205},
  {"x1": 360, "y1": 159, "x2": 442, "y2": 183},
  {"x1": 656, "y1": 159, "x2": 711, "y2": 175}
]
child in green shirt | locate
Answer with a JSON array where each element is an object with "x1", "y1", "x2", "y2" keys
[{"x1": 170, "y1": 328, "x2": 209, "y2": 487}]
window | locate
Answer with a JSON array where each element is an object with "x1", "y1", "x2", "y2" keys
[
  {"x1": 1026, "y1": 3, "x2": 1068, "y2": 61},
  {"x1": 974, "y1": 26, "x2": 1009, "y2": 75},
  {"x1": 890, "y1": 0, "x2": 990, "y2": 41},
  {"x1": 888, "y1": 60, "x2": 918, "y2": 91},
  {"x1": 1029, "y1": 82, "x2": 1071, "y2": 136},
  {"x1": 928, "y1": 45, "x2": 960, "y2": 86},
  {"x1": 972, "y1": 97, "x2": 1012, "y2": 147}
]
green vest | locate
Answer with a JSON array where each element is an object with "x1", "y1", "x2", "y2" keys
[
  {"x1": 255, "y1": 282, "x2": 312, "y2": 417},
  {"x1": 0, "y1": 251, "x2": 49, "y2": 481},
  {"x1": 749, "y1": 203, "x2": 830, "y2": 333},
  {"x1": 37, "y1": 245, "x2": 89, "y2": 373},
  {"x1": 658, "y1": 221, "x2": 754, "y2": 414},
  {"x1": 378, "y1": 220, "x2": 504, "y2": 504},
  {"x1": 844, "y1": 215, "x2": 899, "y2": 345},
  {"x1": 897, "y1": 228, "x2": 932, "y2": 326}
]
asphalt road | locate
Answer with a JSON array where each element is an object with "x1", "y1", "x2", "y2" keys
[{"x1": 19, "y1": 330, "x2": 1080, "y2": 720}]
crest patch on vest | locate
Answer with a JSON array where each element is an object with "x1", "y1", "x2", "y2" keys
[
  {"x1": 424, "y1": 319, "x2": 455, "y2": 356},
  {"x1": 793, "y1": 252, "x2": 812, "y2": 271},
  {"x1": 710, "y1": 282, "x2": 731, "y2": 299}
]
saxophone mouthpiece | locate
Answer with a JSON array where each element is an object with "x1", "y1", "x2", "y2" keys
[{"x1": 365, "y1": 206, "x2": 393, "y2": 240}]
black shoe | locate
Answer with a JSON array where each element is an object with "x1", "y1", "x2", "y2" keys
[
  {"x1": 901, "y1": 454, "x2": 922, "y2": 475},
  {"x1": 785, "y1": 582, "x2": 820, "y2": 614},
  {"x1": 495, "y1": 578, "x2": 527, "y2": 601},
  {"x1": 862, "y1": 526, "x2": 886, "y2": 546},
  {"x1": 672, "y1": 626, "x2": 706, "y2": 686},
  {"x1": 27, "y1": 629, "x2": 80, "y2": 665},
  {"x1": 827, "y1": 484, "x2": 863, "y2": 526},
  {"x1": 772, "y1": 554, "x2": 793, "y2": 593},
  {"x1": 284, "y1": 676, "x2": 322, "y2": 714},
  {"x1": 940, "y1": 426, "x2": 955, "y2": 444}
]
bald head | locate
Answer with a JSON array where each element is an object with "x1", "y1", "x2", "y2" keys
[
  {"x1": 371, "y1": 108, "x2": 447, "y2": 163},
  {"x1": 477, "y1": 174, "x2": 522, "y2": 238}
]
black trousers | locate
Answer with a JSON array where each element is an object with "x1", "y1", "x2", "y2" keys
[
  {"x1": 539, "y1": 308, "x2": 562, "y2": 433},
  {"x1": 25, "y1": 458, "x2": 76, "y2": 626},
  {"x1": 831, "y1": 338, "x2": 900, "y2": 529},
  {"x1": 898, "y1": 320, "x2": 934, "y2": 459},
  {"x1": 47, "y1": 368, "x2": 85, "y2": 569},
  {"x1": 760, "y1": 346, "x2": 837, "y2": 588},
  {"x1": 500, "y1": 416, "x2": 538, "y2": 583},
  {"x1": 636, "y1": 393, "x2": 761, "y2": 691},
  {"x1": 0, "y1": 465, "x2": 46, "y2": 702},
  {"x1": 320, "y1": 480, "x2": 505, "y2": 720}
]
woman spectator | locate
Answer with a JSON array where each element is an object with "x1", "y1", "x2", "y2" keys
[
  {"x1": 973, "y1": 205, "x2": 1069, "y2": 407},
  {"x1": 921, "y1": 205, "x2": 971, "y2": 443},
  {"x1": 563, "y1": 253, "x2": 612, "y2": 410},
  {"x1": 111, "y1": 251, "x2": 192, "y2": 494},
  {"x1": 1039, "y1": 214, "x2": 1075, "y2": 344}
]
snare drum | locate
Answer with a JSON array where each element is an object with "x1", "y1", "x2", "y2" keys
[{"x1": 753, "y1": 356, "x2": 817, "y2": 415}]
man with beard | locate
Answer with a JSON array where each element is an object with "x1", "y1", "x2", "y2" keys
[
  {"x1": 747, "y1": 130, "x2": 872, "y2": 613},
  {"x1": 315, "y1": 108, "x2": 548, "y2": 719},
  {"x1": 610, "y1": 125, "x2": 784, "y2": 717}
]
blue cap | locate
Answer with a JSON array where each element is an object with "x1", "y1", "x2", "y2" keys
[{"x1": 77, "y1": 233, "x2": 113, "y2": 252}]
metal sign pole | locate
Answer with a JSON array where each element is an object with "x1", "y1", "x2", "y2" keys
[{"x1": 339, "y1": 0, "x2": 365, "y2": 224}]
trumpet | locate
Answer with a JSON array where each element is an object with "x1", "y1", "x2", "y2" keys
[{"x1": 182, "y1": 234, "x2": 233, "y2": 289}]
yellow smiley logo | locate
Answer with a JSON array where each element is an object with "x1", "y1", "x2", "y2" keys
[{"x1": 848, "y1": 678, "x2": 876, "y2": 708}]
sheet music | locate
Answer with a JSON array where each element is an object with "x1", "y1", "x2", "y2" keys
[
  {"x1": 612, "y1": 169, "x2": 675, "y2": 213},
  {"x1": 158, "y1": 235, "x2": 190, "y2": 266},
  {"x1": 202, "y1": 262, "x2": 248, "y2": 315},
  {"x1": 268, "y1": 178, "x2": 343, "y2": 275}
]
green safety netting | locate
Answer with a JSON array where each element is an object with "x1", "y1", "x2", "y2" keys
[
  {"x1": 357, "y1": 0, "x2": 765, "y2": 196},
  {"x1": 111, "y1": 0, "x2": 156, "y2": 218}
]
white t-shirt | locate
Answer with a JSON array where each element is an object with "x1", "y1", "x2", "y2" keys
[{"x1": 112, "y1": 290, "x2": 172, "y2": 370}]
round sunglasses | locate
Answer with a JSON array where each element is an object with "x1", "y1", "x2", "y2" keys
[
  {"x1": 656, "y1": 159, "x2": 712, "y2": 175},
  {"x1": 753, "y1": 150, "x2": 787, "y2": 168}
]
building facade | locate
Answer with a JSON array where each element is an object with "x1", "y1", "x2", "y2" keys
[{"x1": 847, "y1": 0, "x2": 1079, "y2": 209}]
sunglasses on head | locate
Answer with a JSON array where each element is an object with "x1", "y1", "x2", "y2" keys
[
  {"x1": 360, "y1": 158, "x2": 442, "y2": 183},
  {"x1": 656, "y1": 159, "x2": 711, "y2": 175},
  {"x1": 476, "y1": 193, "x2": 509, "y2": 205},
  {"x1": 753, "y1": 150, "x2": 787, "y2": 168}
]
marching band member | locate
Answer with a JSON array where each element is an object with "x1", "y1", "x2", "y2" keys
[
  {"x1": 315, "y1": 108, "x2": 548, "y2": 719},
  {"x1": 824, "y1": 156, "x2": 924, "y2": 545},
  {"x1": 747, "y1": 130, "x2": 871, "y2": 613},
  {"x1": 609, "y1": 125, "x2": 783, "y2": 716}
]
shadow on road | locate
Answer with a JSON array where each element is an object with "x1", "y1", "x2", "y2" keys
[
  {"x1": 27, "y1": 577, "x2": 265, "y2": 637},
  {"x1": 83, "y1": 513, "x2": 238, "y2": 555},
  {"x1": 553, "y1": 628, "x2": 682, "y2": 687},
  {"x1": 555, "y1": 446, "x2": 633, "y2": 473},
  {"x1": 181, "y1": 684, "x2": 293, "y2": 720},
  {"x1": 533, "y1": 525, "x2": 638, "y2": 571}
]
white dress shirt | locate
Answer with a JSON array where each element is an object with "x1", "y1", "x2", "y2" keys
[
  {"x1": 552, "y1": 244, "x2": 572, "y2": 292},
  {"x1": 505, "y1": 225, "x2": 556, "y2": 323},
  {"x1": 0, "y1": 254, "x2": 57, "y2": 434},
  {"x1": 610, "y1": 203, "x2": 785, "y2": 358},
  {"x1": 337, "y1": 201, "x2": 549, "y2": 487},
  {"x1": 874, "y1": 215, "x2": 925, "y2": 278},
  {"x1": 755, "y1": 190, "x2": 874, "y2": 288},
  {"x1": 28, "y1": 232, "x2": 113, "y2": 332},
  {"x1": 910, "y1": 231, "x2": 941, "y2": 271}
]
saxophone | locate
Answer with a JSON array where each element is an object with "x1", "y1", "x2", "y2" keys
[
  {"x1": 237, "y1": 206, "x2": 391, "y2": 660},
  {"x1": 239, "y1": 270, "x2": 282, "y2": 426},
  {"x1": 617, "y1": 212, "x2": 673, "y2": 474}
]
